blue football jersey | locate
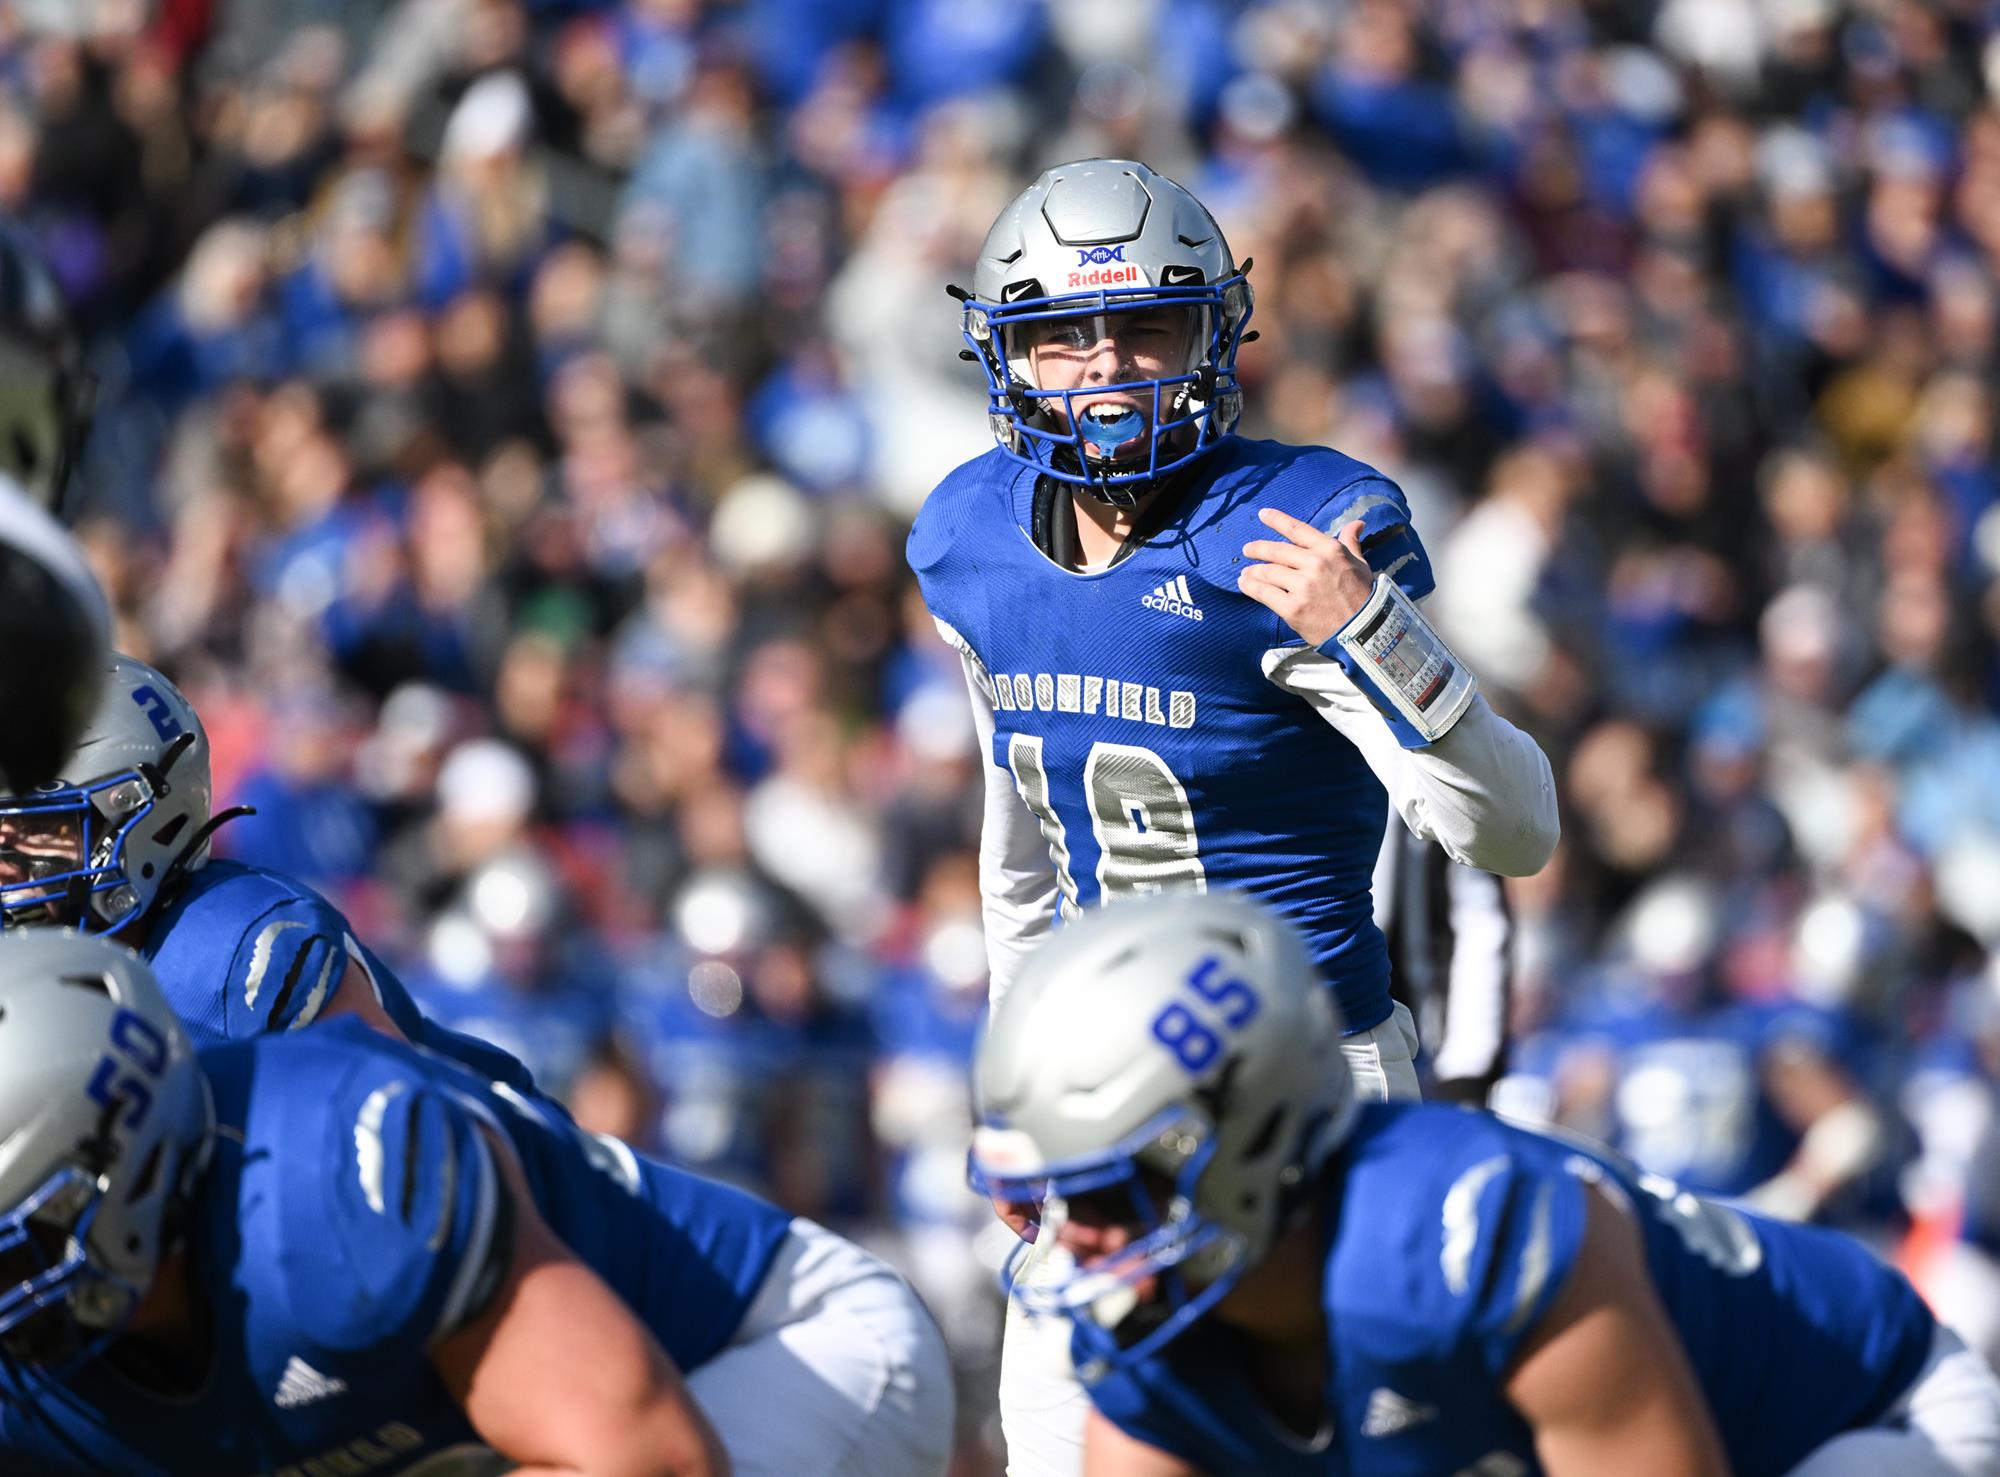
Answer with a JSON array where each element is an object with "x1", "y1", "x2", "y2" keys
[
  {"x1": 0, "y1": 1019, "x2": 795, "y2": 1476},
  {"x1": 1086, "y1": 1103, "x2": 1935, "y2": 1477},
  {"x1": 142, "y1": 859, "x2": 539, "y2": 1091},
  {"x1": 910, "y1": 439, "x2": 1435, "y2": 1035},
  {"x1": 1591, "y1": 1000, "x2": 1798, "y2": 1197}
]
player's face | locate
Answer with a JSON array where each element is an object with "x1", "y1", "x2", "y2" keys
[
  {"x1": 1048, "y1": 1172, "x2": 1174, "y2": 1304},
  {"x1": 0, "y1": 806, "x2": 83, "y2": 889},
  {"x1": 0, "y1": 1168, "x2": 129, "y2": 1367},
  {"x1": 1016, "y1": 306, "x2": 1201, "y2": 459}
]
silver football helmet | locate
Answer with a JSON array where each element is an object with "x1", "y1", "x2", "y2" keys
[
  {"x1": 970, "y1": 891, "x2": 1352, "y2": 1375},
  {"x1": 0, "y1": 654, "x2": 214, "y2": 934},
  {"x1": 958, "y1": 158, "x2": 1254, "y2": 506},
  {"x1": 0, "y1": 930, "x2": 214, "y2": 1367}
]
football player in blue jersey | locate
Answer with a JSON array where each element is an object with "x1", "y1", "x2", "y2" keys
[
  {"x1": 0, "y1": 218, "x2": 499, "y2": 1081},
  {"x1": 911, "y1": 158, "x2": 1558, "y2": 1471},
  {"x1": 0, "y1": 930, "x2": 953, "y2": 1476},
  {"x1": 0, "y1": 651, "x2": 544, "y2": 1089},
  {"x1": 969, "y1": 893, "x2": 2000, "y2": 1477}
]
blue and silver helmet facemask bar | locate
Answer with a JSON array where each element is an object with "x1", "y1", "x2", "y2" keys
[
  {"x1": 0, "y1": 772, "x2": 158, "y2": 934},
  {"x1": 960, "y1": 276, "x2": 1253, "y2": 504},
  {"x1": 0, "y1": 1163, "x2": 140, "y2": 1376},
  {"x1": 969, "y1": 1107, "x2": 1250, "y2": 1379},
  {"x1": 0, "y1": 729, "x2": 200, "y2": 935}
]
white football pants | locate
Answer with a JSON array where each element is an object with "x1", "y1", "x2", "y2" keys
[
  {"x1": 1932, "y1": 1242, "x2": 2000, "y2": 1373},
  {"x1": 1784, "y1": 1324, "x2": 2000, "y2": 1477},
  {"x1": 996, "y1": 1002, "x2": 1422, "y2": 1477},
  {"x1": 690, "y1": 1216, "x2": 956, "y2": 1476}
]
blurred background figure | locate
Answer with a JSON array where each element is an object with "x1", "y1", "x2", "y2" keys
[
  {"x1": 0, "y1": 475, "x2": 106, "y2": 787},
  {"x1": 21, "y1": 0, "x2": 2000, "y2": 1465},
  {"x1": 1375, "y1": 817, "x2": 1513, "y2": 1104}
]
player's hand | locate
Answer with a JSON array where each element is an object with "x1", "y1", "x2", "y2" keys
[
  {"x1": 1239, "y1": 511, "x2": 1377, "y2": 645},
  {"x1": 991, "y1": 1194, "x2": 1041, "y2": 1243}
]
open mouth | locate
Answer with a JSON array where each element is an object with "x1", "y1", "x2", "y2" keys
[{"x1": 1077, "y1": 402, "x2": 1147, "y2": 459}]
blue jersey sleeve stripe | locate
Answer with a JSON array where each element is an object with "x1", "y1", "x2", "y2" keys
[
  {"x1": 1500, "y1": 1178, "x2": 1559, "y2": 1335},
  {"x1": 434, "y1": 1124, "x2": 503, "y2": 1339},
  {"x1": 341, "y1": 935, "x2": 387, "y2": 1010},
  {"x1": 1311, "y1": 477, "x2": 1410, "y2": 540},
  {"x1": 1310, "y1": 476, "x2": 1435, "y2": 600},
  {"x1": 1314, "y1": 486, "x2": 1406, "y2": 537},
  {"x1": 1475, "y1": 1156, "x2": 1586, "y2": 1378},
  {"x1": 1361, "y1": 526, "x2": 1435, "y2": 601},
  {"x1": 281, "y1": 940, "x2": 341, "y2": 1031},
  {"x1": 241, "y1": 918, "x2": 307, "y2": 1014}
]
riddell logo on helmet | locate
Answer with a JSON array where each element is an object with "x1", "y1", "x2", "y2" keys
[{"x1": 1067, "y1": 264, "x2": 1141, "y2": 289}]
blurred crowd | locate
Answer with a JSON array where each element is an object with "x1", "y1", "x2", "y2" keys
[{"x1": 19, "y1": 0, "x2": 2000, "y2": 1464}]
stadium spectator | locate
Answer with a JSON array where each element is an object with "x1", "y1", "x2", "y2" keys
[{"x1": 26, "y1": 1, "x2": 2000, "y2": 1466}]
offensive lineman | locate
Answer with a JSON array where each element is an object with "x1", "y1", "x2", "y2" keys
[
  {"x1": 0, "y1": 225, "x2": 955, "y2": 1476},
  {"x1": 0, "y1": 652, "x2": 541, "y2": 1090},
  {"x1": 0, "y1": 930, "x2": 952, "y2": 1476},
  {"x1": 908, "y1": 158, "x2": 1558, "y2": 1469},
  {"x1": 971, "y1": 893, "x2": 2000, "y2": 1477},
  {"x1": 0, "y1": 228, "x2": 469, "y2": 1080}
]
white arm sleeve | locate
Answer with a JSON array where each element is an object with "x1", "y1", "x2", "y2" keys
[
  {"x1": 936, "y1": 620, "x2": 1062, "y2": 1006},
  {"x1": 1264, "y1": 643, "x2": 1560, "y2": 877}
]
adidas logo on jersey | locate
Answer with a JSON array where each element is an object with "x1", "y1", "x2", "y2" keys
[
  {"x1": 1143, "y1": 575, "x2": 1204, "y2": 621},
  {"x1": 1360, "y1": 1386, "x2": 1438, "y2": 1438},
  {"x1": 274, "y1": 1355, "x2": 348, "y2": 1409}
]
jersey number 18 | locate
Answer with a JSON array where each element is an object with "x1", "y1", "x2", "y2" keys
[{"x1": 1007, "y1": 734, "x2": 1207, "y2": 909}]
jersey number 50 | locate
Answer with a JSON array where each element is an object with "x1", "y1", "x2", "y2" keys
[
  {"x1": 1007, "y1": 734, "x2": 1206, "y2": 910},
  {"x1": 86, "y1": 1008, "x2": 171, "y2": 1131}
]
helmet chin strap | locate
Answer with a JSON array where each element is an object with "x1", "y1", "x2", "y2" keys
[{"x1": 159, "y1": 805, "x2": 255, "y2": 892}]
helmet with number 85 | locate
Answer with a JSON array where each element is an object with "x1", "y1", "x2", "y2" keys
[
  {"x1": 0, "y1": 930, "x2": 214, "y2": 1369},
  {"x1": 0, "y1": 655, "x2": 213, "y2": 935},
  {"x1": 958, "y1": 159, "x2": 1254, "y2": 507},
  {"x1": 970, "y1": 891, "x2": 1352, "y2": 1376}
]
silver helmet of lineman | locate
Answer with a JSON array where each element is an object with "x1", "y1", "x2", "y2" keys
[
  {"x1": 0, "y1": 654, "x2": 214, "y2": 934},
  {"x1": 970, "y1": 891, "x2": 1351, "y2": 1376},
  {"x1": 959, "y1": 158, "x2": 1254, "y2": 507},
  {"x1": 0, "y1": 930, "x2": 214, "y2": 1367}
]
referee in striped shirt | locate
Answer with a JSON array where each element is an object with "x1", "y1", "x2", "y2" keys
[{"x1": 1372, "y1": 812, "x2": 1514, "y2": 1104}]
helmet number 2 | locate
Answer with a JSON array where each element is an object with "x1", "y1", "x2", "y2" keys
[
  {"x1": 85, "y1": 1007, "x2": 170, "y2": 1131},
  {"x1": 129, "y1": 685, "x2": 185, "y2": 743}
]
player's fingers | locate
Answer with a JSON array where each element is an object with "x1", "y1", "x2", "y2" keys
[
  {"x1": 1257, "y1": 507, "x2": 1336, "y2": 549},
  {"x1": 1333, "y1": 518, "x2": 1369, "y2": 563},
  {"x1": 992, "y1": 1196, "x2": 1040, "y2": 1242},
  {"x1": 1238, "y1": 559, "x2": 1300, "y2": 589},
  {"x1": 1241, "y1": 538, "x2": 1315, "y2": 570},
  {"x1": 1237, "y1": 564, "x2": 1298, "y2": 603}
]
